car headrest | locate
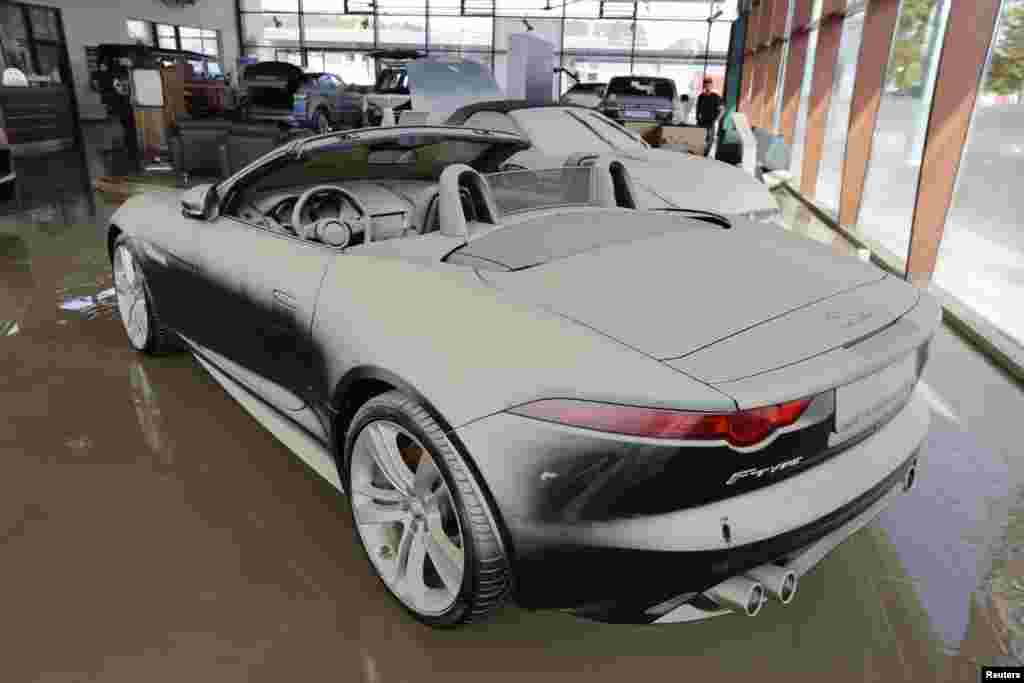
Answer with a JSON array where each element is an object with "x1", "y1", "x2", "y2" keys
[
  {"x1": 437, "y1": 164, "x2": 501, "y2": 239},
  {"x1": 563, "y1": 154, "x2": 637, "y2": 209}
]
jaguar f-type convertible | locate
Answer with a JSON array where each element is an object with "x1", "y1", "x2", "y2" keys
[{"x1": 107, "y1": 125, "x2": 940, "y2": 628}]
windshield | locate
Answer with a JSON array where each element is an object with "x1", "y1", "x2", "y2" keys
[
  {"x1": 484, "y1": 167, "x2": 604, "y2": 215},
  {"x1": 607, "y1": 76, "x2": 674, "y2": 99},
  {"x1": 242, "y1": 130, "x2": 526, "y2": 194}
]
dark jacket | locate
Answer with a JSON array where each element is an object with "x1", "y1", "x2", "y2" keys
[{"x1": 696, "y1": 91, "x2": 722, "y2": 127}]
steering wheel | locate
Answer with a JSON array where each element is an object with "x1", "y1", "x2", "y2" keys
[{"x1": 291, "y1": 185, "x2": 370, "y2": 243}]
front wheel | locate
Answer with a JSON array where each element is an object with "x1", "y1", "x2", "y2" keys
[
  {"x1": 345, "y1": 391, "x2": 511, "y2": 627},
  {"x1": 112, "y1": 238, "x2": 181, "y2": 355}
]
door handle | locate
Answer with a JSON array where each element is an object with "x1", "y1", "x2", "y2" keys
[{"x1": 272, "y1": 289, "x2": 297, "y2": 309}]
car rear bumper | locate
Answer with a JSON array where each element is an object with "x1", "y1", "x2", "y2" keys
[{"x1": 452, "y1": 387, "x2": 931, "y2": 614}]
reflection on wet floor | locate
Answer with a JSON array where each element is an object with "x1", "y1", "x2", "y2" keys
[{"x1": 2, "y1": 158, "x2": 1024, "y2": 682}]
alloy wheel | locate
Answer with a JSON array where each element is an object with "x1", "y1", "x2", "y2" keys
[
  {"x1": 350, "y1": 420, "x2": 465, "y2": 616},
  {"x1": 113, "y1": 245, "x2": 149, "y2": 349}
]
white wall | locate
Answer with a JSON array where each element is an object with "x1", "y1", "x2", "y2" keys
[{"x1": 31, "y1": 0, "x2": 239, "y2": 120}]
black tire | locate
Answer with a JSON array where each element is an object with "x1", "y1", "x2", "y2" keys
[
  {"x1": 112, "y1": 236, "x2": 182, "y2": 355},
  {"x1": 313, "y1": 108, "x2": 331, "y2": 134},
  {"x1": 345, "y1": 391, "x2": 511, "y2": 627}
]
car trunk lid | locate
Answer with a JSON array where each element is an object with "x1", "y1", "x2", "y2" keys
[
  {"x1": 243, "y1": 62, "x2": 303, "y2": 112},
  {"x1": 475, "y1": 216, "x2": 908, "y2": 370}
]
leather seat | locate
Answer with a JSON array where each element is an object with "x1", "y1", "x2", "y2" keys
[
  {"x1": 168, "y1": 119, "x2": 232, "y2": 181},
  {"x1": 222, "y1": 122, "x2": 287, "y2": 177}
]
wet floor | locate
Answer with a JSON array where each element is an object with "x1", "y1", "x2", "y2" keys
[{"x1": 2, "y1": 151, "x2": 1024, "y2": 682}]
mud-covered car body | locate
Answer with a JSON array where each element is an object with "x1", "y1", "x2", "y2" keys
[{"x1": 107, "y1": 126, "x2": 939, "y2": 624}]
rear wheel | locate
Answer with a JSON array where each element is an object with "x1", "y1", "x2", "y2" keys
[
  {"x1": 313, "y1": 108, "x2": 331, "y2": 133},
  {"x1": 112, "y1": 238, "x2": 181, "y2": 355},
  {"x1": 345, "y1": 391, "x2": 511, "y2": 627}
]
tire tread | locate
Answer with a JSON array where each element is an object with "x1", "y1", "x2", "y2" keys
[{"x1": 346, "y1": 391, "x2": 512, "y2": 627}]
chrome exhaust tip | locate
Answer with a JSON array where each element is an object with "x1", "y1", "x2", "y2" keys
[
  {"x1": 745, "y1": 564, "x2": 798, "y2": 605},
  {"x1": 903, "y1": 459, "x2": 918, "y2": 492},
  {"x1": 704, "y1": 576, "x2": 765, "y2": 616}
]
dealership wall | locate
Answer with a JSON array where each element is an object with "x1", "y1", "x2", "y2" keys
[{"x1": 29, "y1": 0, "x2": 239, "y2": 120}]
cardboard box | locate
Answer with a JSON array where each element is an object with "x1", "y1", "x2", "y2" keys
[
  {"x1": 623, "y1": 121, "x2": 661, "y2": 146},
  {"x1": 659, "y1": 125, "x2": 707, "y2": 154}
]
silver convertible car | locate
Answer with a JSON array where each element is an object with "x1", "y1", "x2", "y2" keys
[{"x1": 108, "y1": 125, "x2": 940, "y2": 628}]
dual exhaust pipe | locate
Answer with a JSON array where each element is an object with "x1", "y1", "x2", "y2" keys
[{"x1": 704, "y1": 564, "x2": 798, "y2": 617}]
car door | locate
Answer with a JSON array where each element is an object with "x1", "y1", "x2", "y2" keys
[
  {"x1": 197, "y1": 215, "x2": 333, "y2": 439},
  {"x1": 137, "y1": 193, "x2": 204, "y2": 337}
]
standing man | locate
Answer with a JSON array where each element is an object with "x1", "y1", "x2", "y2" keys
[{"x1": 696, "y1": 77, "x2": 722, "y2": 157}]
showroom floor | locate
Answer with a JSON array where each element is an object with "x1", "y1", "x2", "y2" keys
[{"x1": 2, "y1": 140, "x2": 1024, "y2": 682}]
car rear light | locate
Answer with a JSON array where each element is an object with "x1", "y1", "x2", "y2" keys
[{"x1": 509, "y1": 397, "x2": 814, "y2": 448}]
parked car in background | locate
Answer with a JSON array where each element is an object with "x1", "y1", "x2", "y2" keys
[
  {"x1": 601, "y1": 75, "x2": 685, "y2": 125},
  {"x1": 364, "y1": 57, "x2": 502, "y2": 126},
  {"x1": 241, "y1": 61, "x2": 362, "y2": 132},
  {"x1": 560, "y1": 82, "x2": 606, "y2": 108},
  {"x1": 446, "y1": 101, "x2": 782, "y2": 219}
]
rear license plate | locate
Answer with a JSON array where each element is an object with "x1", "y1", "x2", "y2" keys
[
  {"x1": 624, "y1": 109, "x2": 653, "y2": 119},
  {"x1": 835, "y1": 354, "x2": 917, "y2": 433}
]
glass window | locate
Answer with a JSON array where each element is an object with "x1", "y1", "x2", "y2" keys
[
  {"x1": 157, "y1": 24, "x2": 176, "y2": 37},
  {"x1": 242, "y1": 13, "x2": 301, "y2": 46},
  {"x1": 306, "y1": 51, "x2": 326, "y2": 72},
  {"x1": 158, "y1": 35, "x2": 177, "y2": 50},
  {"x1": 377, "y1": 15, "x2": 427, "y2": 48},
  {"x1": 495, "y1": 0, "x2": 559, "y2": 16},
  {"x1": 29, "y1": 7, "x2": 60, "y2": 41},
  {"x1": 245, "y1": 47, "x2": 276, "y2": 63},
  {"x1": 126, "y1": 19, "x2": 153, "y2": 46},
  {"x1": 495, "y1": 16, "x2": 561, "y2": 51},
  {"x1": 633, "y1": 20, "x2": 711, "y2": 54},
  {"x1": 858, "y1": 0, "x2": 952, "y2": 265},
  {"x1": 773, "y1": 0, "x2": 797, "y2": 131},
  {"x1": 303, "y1": 14, "x2": 374, "y2": 47},
  {"x1": 429, "y1": 16, "x2": 492, "y2": 50},
  {"x1": 277, "y1": 49, "x2": 303, "y2": 66},
  {"x1": 934, "y1": 0, "x2": 1024, "y2": 349},
  {"x1": 563, "y1": 18, "x2": 634, "y2": 52},
  {"x1": 180, "y1": 26, "x2": 202, "y2": 38},
  {"x1": 374, "y1": 0, "x2": 429, "y2": 13},
  {"x1": 201, "y1": 29, "x2": 217, "y2": 39},
  {"x1": 637, "y1": 1, "x2": 717, "y2": 20},
  {"x1": 240, "y1": 0, "x2": 299, "y2": 10},
  {"x1": 816, "y1": 10, "x2": 865, "y2": 212},
  {"x1": 565, "y1": 0, "x2": 601, "y2": 19},
  {"x1": 325, "y1": 50, "x2": 375, "y2": 84},
  {"x1": 789, "y1": 26, "x2": 818, "y2": 184},
  {"x1": 181, "y1": 37, "x2": 203, "y2": 53}
]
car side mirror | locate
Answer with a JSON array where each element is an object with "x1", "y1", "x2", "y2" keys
[{"x1": 181, "y1": 183, "x2": 218, "y2": 220}]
